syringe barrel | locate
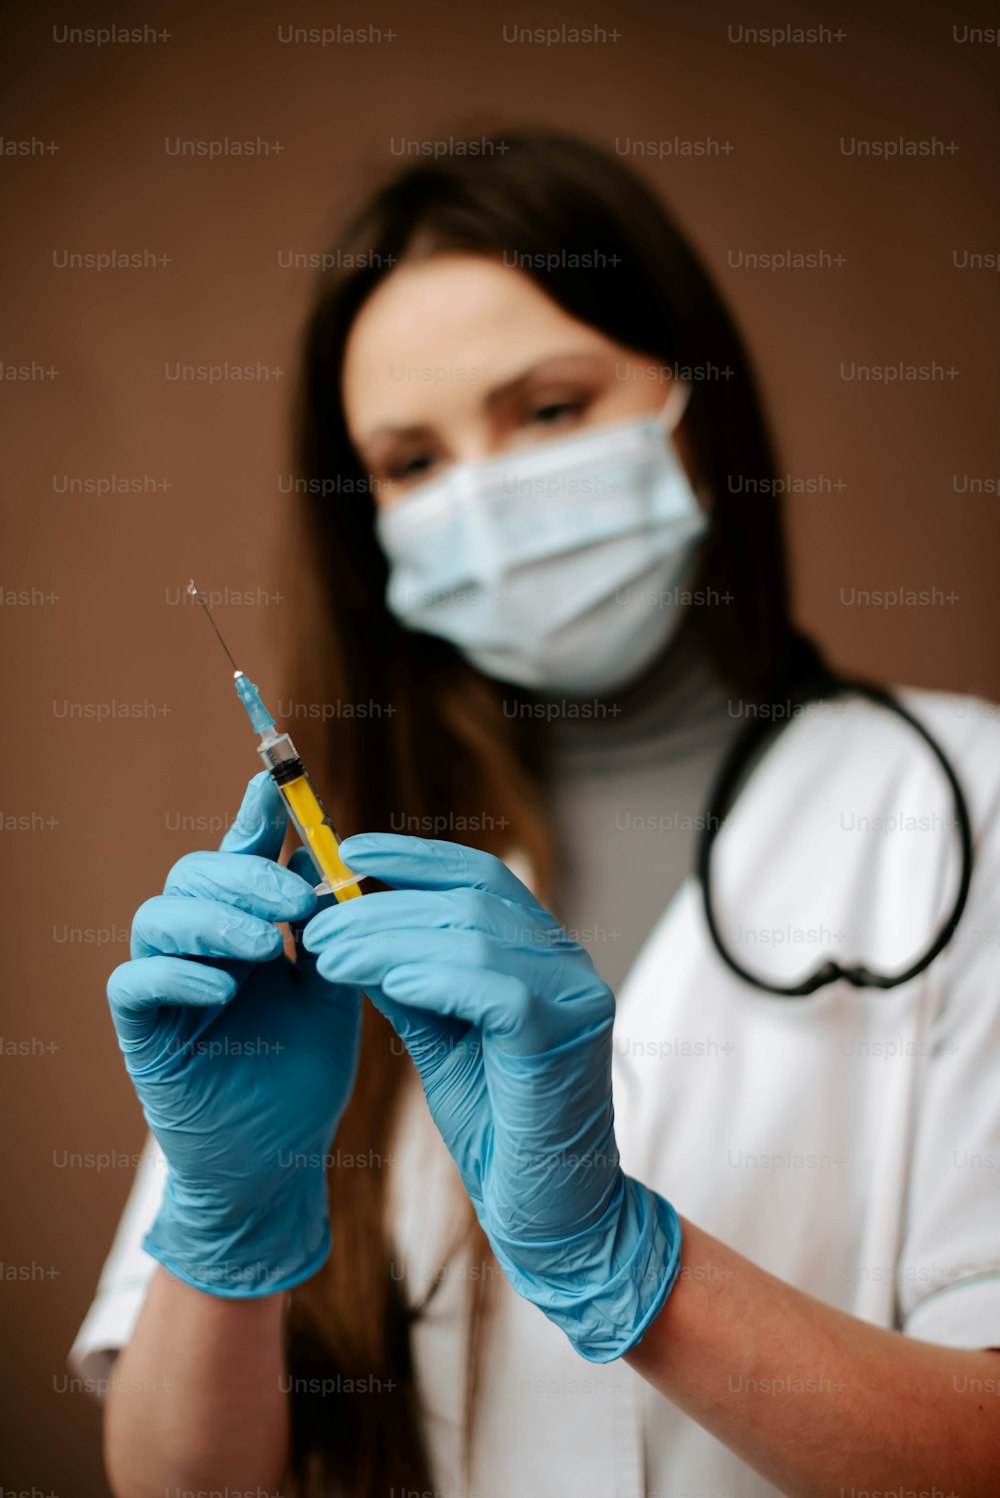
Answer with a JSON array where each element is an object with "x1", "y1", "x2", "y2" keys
[
  {"x1": 256, "y1": 736, "x2": 365, "y2": 901},
  {"x1": 256, "y1": 731, "x2": 299, "y2": 774}
]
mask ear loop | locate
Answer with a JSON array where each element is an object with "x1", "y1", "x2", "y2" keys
[
  {"x1": 656, "y1": 376, "x2": 707, "y2": 517},
  {"x1": 658, "y1": 377, "x2": 691, "y2": 433}
]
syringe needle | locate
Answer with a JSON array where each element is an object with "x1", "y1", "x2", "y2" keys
[
  {"x1": 187, "y1": 579, "x2": 240, "y2": 672},
  {"x1": 182, "y1": 578, "x2": 365, "y2": 901}
]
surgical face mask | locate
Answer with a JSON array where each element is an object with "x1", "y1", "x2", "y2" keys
[{"x1": 374, "y1": 381, "x2": 707, "y2": 695}]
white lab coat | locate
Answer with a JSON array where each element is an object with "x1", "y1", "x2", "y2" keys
[{"x1": 69, "y1": 688, "x2": 1000, "y2": 1497}]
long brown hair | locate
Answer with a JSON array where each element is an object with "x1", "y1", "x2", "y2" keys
[{"x1": 280, "y1": 127, "x2": 810, "y2": 1496}]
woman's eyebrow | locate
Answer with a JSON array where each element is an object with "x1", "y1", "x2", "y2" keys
[
  {"x1": 363, "y1": 420, "x2": 436, "y2": 447},
  {"x1": 361, "y1": 351, "x2": 607, "y2": 445},
  {"x1": 482, "y1": 350, "x2": 607, "y2": 412}
]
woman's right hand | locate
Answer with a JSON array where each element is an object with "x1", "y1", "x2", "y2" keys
[{"x1": 106, "y1": 771, "x2": 362, "y2": 1298}]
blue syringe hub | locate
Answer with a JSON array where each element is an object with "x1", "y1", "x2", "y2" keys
[{"x1": 233, "y1": 671, "x2": 276, "y2": 734}]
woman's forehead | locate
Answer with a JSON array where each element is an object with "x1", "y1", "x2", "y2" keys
[{"x1": 340, "y1": 254, "x2": 614, "y2": 439}]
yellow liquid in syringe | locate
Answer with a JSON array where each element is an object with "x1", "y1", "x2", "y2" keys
[{"x1": 279, "y1": 773, "x2": 364, "y2": 901}]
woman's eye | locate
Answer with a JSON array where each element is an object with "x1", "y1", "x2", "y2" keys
[
  {"x1": 387, "y1": 452, "x2": 436, "y2": 483},
  {"x1": 529, "y1": 399, "x2": 585, "y2": 427}
]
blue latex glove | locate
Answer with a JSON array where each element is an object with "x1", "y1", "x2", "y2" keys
[
  {"x1": 302, "y1": 833, "x2": 682, "y2": 1362},
  {"x1": 106, "y1": 772, "x2": 362, "y2": 1297}
]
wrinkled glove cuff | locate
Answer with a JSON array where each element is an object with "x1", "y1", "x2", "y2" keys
[
  {"x1": 488, "y1": 1178, "x2": 683, "y2": 1363},
  {"x1": 142, "y1": 1169, "x2": 332, "y2": 1298}
]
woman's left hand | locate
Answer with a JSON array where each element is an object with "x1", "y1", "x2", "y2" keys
[{"x1": 302, "y1": 833, "x2": 682, "y2": 1362}]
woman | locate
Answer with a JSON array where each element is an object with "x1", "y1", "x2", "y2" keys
[{"x1": 72, "y1": 131, "x2": 1000, "y2": 1498}]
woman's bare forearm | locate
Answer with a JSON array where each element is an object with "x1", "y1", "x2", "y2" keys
[
  {"x1": 626, "y1": 1215, "x2": 1000, "y2": 1498},
  {"x1": 104, "y1": 1265, "x2": 291, "y2": 1498}
]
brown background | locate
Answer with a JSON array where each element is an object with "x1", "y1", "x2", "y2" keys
[{"x1": 1, "y1": 0, "x2": 997, "y2": 1491}]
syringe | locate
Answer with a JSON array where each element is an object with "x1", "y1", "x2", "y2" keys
[{"x1": 187, "y1": 580, "x2": 366, "y2": 902}]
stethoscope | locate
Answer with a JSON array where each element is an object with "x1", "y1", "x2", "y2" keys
[{"x1": 695, "y1": 673, "x2": 975, "y2": 997}]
